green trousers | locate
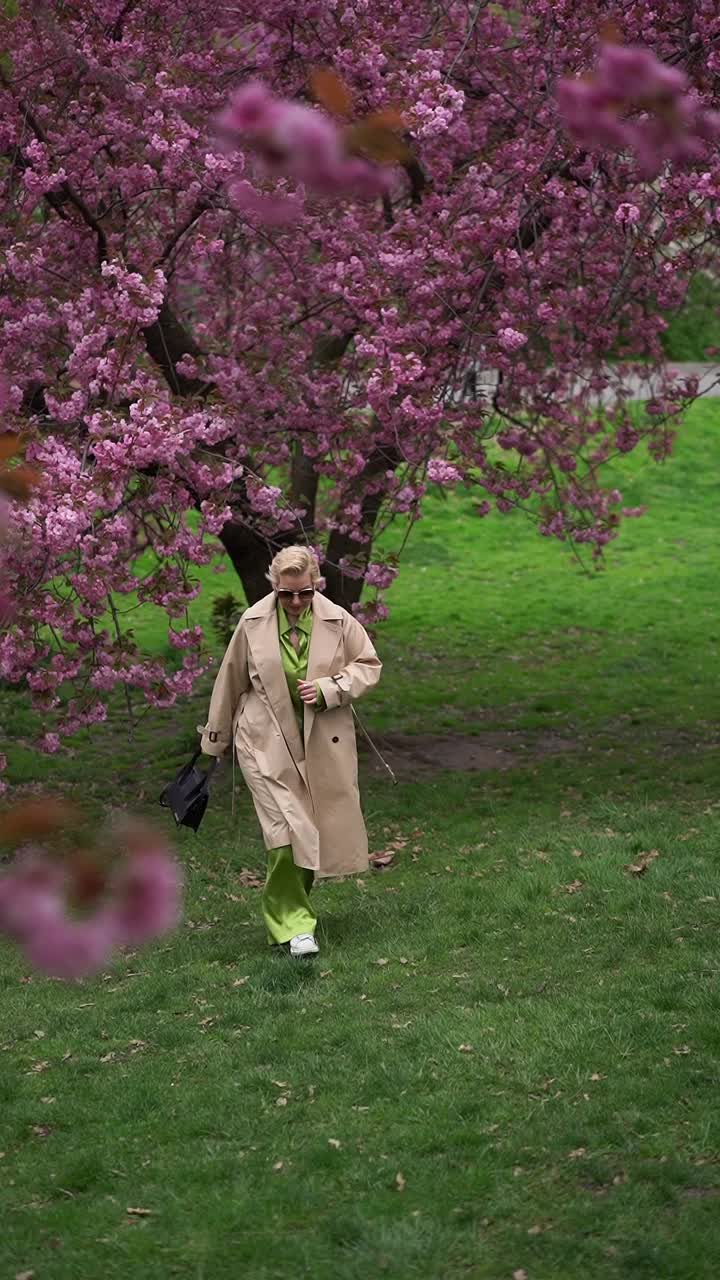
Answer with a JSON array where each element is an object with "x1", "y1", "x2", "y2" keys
[{"x1": 262, "y1": 845, "x2": 317, "y2": 945}]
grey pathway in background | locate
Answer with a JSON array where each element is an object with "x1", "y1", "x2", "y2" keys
[{"x1": 473, "y1": 362, "x2": 720, "y2": 405}]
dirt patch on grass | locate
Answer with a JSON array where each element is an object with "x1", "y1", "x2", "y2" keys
[{"x1": 358, "y1": 729, "x2": 581, "y2": 779}]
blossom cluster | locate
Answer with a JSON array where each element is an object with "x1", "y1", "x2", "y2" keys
[
  {"x1": 0, "y1": 0, "x2": 717, "y2": 760},
  {"x1": 558, "y1": 39, "x2": 720, "y2": 178},
  {"x1": 0, "y1": 808, "x2": 182, "y2": 980},
  {"x1": 217, "y1": 81, "x2": 390, "y2": 213}
]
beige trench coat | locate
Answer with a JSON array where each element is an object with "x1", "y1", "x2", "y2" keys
[{"x1": 197, "y1": 591, "x2": 382, "y2": 877}]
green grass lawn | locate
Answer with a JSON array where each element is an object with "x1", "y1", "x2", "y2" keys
[{"x1": 1, "y1": 400, "x2": 720, "y2": 1278}]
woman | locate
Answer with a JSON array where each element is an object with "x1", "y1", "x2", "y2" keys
[{"x1": 197, "y1": 546, "x2": 382, "y2": 956}]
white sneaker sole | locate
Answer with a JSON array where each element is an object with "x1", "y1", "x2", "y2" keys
[{"x1": 289, "y1": 939, "x2": 319, "y2": 957}]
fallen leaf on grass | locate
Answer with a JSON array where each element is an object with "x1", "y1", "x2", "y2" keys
[
  {"x1": 513, "y1": 1270, "x2": 528, "y2": 1280},
  {"x1": 232, "y1": 976, "x2": 250, "y2": 987},
  {"x1": 126, "y1": 1206, "x2": 153, "y2": 1216},
  {"x1": 16, "y1": 1271, "x2": 35, "y2": 1280},
  {"x1": 375, "y1": 958, "x2": 389, "y2": 967},
  {"x1": 395, "y1": 1171, "x2": 406, "y2": 1192},
  {"x1": 458, "y1": 1044, "x2": 474, "y2": 1053},
  {"x1": 625, "y1": 849, "x2": 659, "y2": 875},
  {"x1": 567, "y1": 1147, "x2": 587, "y2": 1160},
  {"x1": 369, "y1": 851, "x2": 395, "y2": 870},
  {"x1": 272, "y1": 1161, "x2": 284, "y2": 1173},
  {"x1": 563, "y1": 880, "x2": 583, "y2": 894},
  {"x1": 673, "y1": 1044, "x2": 691, "y2": 1055},
  {"x1": 328, "y1": 1138, "x2": 341, "y2": 1149},
  {"x1": 237, "y1": 869, "x2": 265, "y2": 889}
]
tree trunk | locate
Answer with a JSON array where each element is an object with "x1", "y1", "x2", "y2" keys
[
  {"x1": 323, "y1": 443, "x2": 402, "y2": 609},
  {"x1": 218, "y1": 442, "x2": 401, "y2": 608}
]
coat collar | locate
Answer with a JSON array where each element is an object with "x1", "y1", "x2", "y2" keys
[{"x1": 242, "y1": 591, "x2": 344, "y2": 762}]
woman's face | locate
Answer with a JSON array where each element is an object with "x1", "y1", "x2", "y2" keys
[{"x1": 275, "y1": 570, "x2": 315, "y2": 621}]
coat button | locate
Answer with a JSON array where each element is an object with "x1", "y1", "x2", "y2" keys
[{"x1": 332, "y1": 736, "x2": 339, "y2": 743}]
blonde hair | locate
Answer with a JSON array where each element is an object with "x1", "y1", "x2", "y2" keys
[{"x1": 267, "y1": 545, "x2": 321, "y2": 586}]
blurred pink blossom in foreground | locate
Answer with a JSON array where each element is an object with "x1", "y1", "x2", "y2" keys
[
  {"x1": 217, "y1": 79, "x2": 394, "y2": 217},
  {"x1": 557, "y1": 39, "x2": 720, "y2": 178},
  {"x1": 0, "y1": 807, "x2": 183, "y2": 980}
]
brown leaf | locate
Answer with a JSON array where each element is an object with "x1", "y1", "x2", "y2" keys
[
  {"x1": 567, "y1": 1147, "x2": 587, "y2": 1159},
  {"x1": 375, "y1": 958, "x2": 389, "y2": 967},
  {"x1": 513, "y1": 1271, "x2": 529, "y2": 1280},
  {"x1": 328, "y1": 1138, "x2": 342, "y2": 1149},
  {"x1": 345, "y1": 115, "x2": 411, "y2": 165},
  {"x1": 1, "y1": 797, "x2": 80, "y2": 844},
  {"x1": 394, "y1": 1171, "x2": 406, "y2": 1192},
  {"x1": 625, "y1": 849, "x2": 659, "y2": 876},
  {"x1": 563, "y1": 880, "x2": 583, "y2": 894},
  {"x1": 599, "y1": 19, "x2": 623, "y2": 43},
  {"x1": 369, "y1": 851, "x2": 395, "y2": 870},
  {"x1": 16, "y1": 1271, "x2": 35, "y2": 1280},
  {"x1": 237, "y1": 868, "x2": 265, "y2": 889},
  {"x1": 458, "y1": 1044, "x2": 474, "y2": 1053},
  {"x1": 232, "y1": 976, "x2": 250, "y2": 987},
  {"x1": 272, "y1": 1161, "x2": 284, "y2": 1173},
  {"x1": 126, "y1": 1206, "x2": 153, "y2": 1216},
  {"x1": 0, "y1": 434, "x2": 22, "y2": 464},
  {"x1": 309, "y1": 67, "x2": 353, "y2": 117}
]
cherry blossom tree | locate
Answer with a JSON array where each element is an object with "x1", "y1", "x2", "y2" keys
[{"x1": 1, "y1": 0, "x2": 719, "y2": 758}]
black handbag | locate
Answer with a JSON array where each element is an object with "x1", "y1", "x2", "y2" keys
[{"x1": 158, "y1": 750, "x2": 219, "y2": 832}]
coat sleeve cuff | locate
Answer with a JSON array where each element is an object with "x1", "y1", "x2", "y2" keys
[
  {"x1": 314, "y1": 676, "x2": 345, "y2": 709},
  {"x1": 196, "y1": 723, "x2": 229, "y2": 757}
]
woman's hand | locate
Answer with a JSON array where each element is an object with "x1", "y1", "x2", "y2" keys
[{"x1": 297, "y1": 679, "x2": 319, "y2": 705}]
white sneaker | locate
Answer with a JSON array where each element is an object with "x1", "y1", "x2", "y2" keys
[{"x1": 290, "y1": 933, "x2": 319, "y2": 957}]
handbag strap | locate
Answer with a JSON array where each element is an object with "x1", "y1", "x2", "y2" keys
[{"x1": 190, "y1": 749, "x2": 219, "y2": 776}]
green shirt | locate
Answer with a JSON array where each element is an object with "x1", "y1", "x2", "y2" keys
[{"x1": 277, "y1": 604, "x2": 325, "y2": 724}]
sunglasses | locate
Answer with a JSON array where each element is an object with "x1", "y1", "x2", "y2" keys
[{"x1": 275, "y1": 587, "x2": 315, "y2": 602}]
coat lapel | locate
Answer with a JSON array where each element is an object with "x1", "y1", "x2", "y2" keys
[
  {"x1": 305, "y1": 595, "x2": 343, "y2": 741},
  {"x1": 244, "y1": 604, "x2": 304, "y2": 764}
]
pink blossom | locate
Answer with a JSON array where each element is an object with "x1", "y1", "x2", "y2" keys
[
  {"x1": 497, "y1": 327, "x2": 528, "y2": 352},
  {"x1": 0, "y1": 849, "x2": 66, "y2": 942},
  {"x1": 0, "y1": 818, "x2": 182, "y2": 979},
  {"x1": 109, "y1": 848, "x2": 182, "y2": 946},
  {"x1": 228, "y1": 179, "x2": 304, "y2": 226},
  {"x1": 24, "y1": 912, "x2": 115, "y2": 980},
  {"x1": 427, "y1": 458, "x2": 462, "y2": 486},
  {"x1": 615, "y1": 203, "x2": 641, "y2": 225},
  {"x1": 558, "y1": 41, "x2": 720, "y2": 178},
  {"x1": 218, "y1": 83, "x2": 386, "y2": 199},
  {"x1": 364, "y1": 562, "x2": 398, "y2": 589},
  {"x1": 352, "y1": 599, "x2": 390, "y2": 625}
]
